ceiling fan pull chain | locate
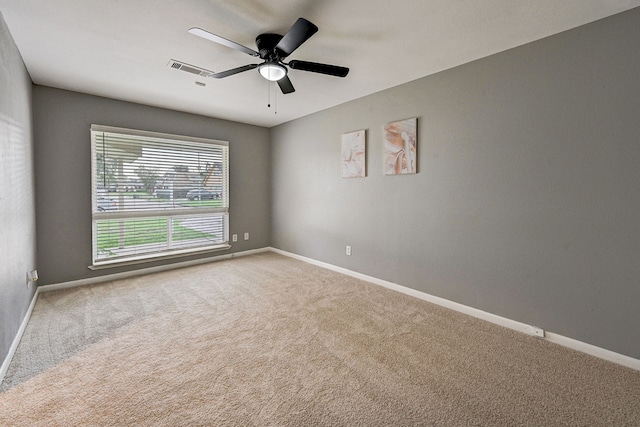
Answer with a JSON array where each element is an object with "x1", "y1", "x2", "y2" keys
[{"x1": 267, "y1": 79, "x2": 271, "y2": 108}]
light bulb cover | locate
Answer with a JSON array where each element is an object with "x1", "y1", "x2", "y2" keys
[{"x1": 259, "y1": 63, "x2": 287, "y2": 81}]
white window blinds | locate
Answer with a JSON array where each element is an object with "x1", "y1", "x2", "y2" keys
[{"x1": 91, "y1": 125, "x2": 229, "y2": 267}]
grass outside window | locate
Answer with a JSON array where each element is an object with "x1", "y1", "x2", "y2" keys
[{"x1": 96, "y1": 217, "x2": 219, "y2": 258}]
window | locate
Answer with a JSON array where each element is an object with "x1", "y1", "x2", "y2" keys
[{"x1": 91, "y1": 125, "x2": 229, "y2": 267}]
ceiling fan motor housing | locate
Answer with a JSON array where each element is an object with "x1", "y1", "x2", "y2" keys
[{"x1": 256, "y1": 33, "x2": 285, "y2": 60}]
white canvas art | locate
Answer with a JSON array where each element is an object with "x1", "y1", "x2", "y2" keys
[{"x1": 341, "y1": 130, "x2": 366, "y2": 178}]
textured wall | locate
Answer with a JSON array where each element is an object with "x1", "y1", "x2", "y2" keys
[
  {"x1": 271, "y1": 8, "x2": 640, "y2": 358},
  {"x1": 33, "y1": 87, "x2": 270, "y2": 285},
  {"x1": 0, "y1": 13, "x2": 36, "y2": 364}
]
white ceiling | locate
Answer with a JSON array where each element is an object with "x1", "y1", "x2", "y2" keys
[{"x1": 2, "y1": 0, "x2": 639, "y2": 128}]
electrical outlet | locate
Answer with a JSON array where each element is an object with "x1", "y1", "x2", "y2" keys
[
  {"x1": 527, "y1": 325, "x2": 545, "y2": 338},
  {"x1": 346, "y1": 246, "x2": 351, "y2": 256},
  {"x1": 27, "y1": 270, "x2": 38, "y2": 286},
  {"x1": 244, "y1": 232, "x2": 249, "y2": 241},
  {"x1": 232, "y1": 234, "x2": 238, "y2": 242}
]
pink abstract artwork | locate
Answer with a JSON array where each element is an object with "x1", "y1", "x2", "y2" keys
[
  {"x1": 384, "y1": 118, "x2": 417, "y2": 175},
  {"x1": 342, "y1": 130, "x2": 366, "y2": 178}
]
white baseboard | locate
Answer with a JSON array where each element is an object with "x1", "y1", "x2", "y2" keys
[
  {"x1": 39, "y1": 247, "x2": 271, "y2": 293},
  {"x1": 269, "y1": 247, "x2": 640, "y2": 372},
  {"x1": 1, "y1": 247, "x2": 269, "y2": 386},
  {"x1": 11, "y1": 247, "x2": 639, "y2": 375},
  {"x1": 0, "y1": 288, "x2": 40, "y2": 386}
]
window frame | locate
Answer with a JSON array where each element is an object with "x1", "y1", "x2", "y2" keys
[{"x1": 90, "y1": 125, "x2": 230, "y2": 268}]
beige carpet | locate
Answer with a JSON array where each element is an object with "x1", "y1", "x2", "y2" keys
[{"x1": 1, "y1": 252, "x2": 639, "y2": 426}]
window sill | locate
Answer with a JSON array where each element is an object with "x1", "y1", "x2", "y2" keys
[{"x1": 89, "y1": 244, "x2": 231, "y2": 270}]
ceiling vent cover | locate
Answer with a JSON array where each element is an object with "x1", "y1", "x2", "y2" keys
[{"x1": 167, "y1": 60, "x2": 214, "y2": 78}]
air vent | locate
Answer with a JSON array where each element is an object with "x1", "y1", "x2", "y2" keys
[{"x1": 167, "y1": 59, "x2": 214, "y2": 78}]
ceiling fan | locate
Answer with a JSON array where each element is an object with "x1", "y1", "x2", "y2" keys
[{"x1": 188, "y1": 17, "x2": 349, "y2": 94}]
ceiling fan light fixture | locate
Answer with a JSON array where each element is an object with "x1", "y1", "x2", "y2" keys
[{"x1": 259, "y1": 63, "x2": 287, "y2": 81}]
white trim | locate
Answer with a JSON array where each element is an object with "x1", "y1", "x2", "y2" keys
[
  {"x1": 1, "y1": 288, "x2": 40, "y2": 386},
  {"x1": 269, "y1": 247, "x2": 640, "y2": 372},
  {"x1": 2, "y1": 247, "x2": 267, "y2": 385},
  {"x1": 17, "y1": 247, "x2": 640, "y2": 373},
  {"x1": 41, "y1": 247, "x2": 270, "y2": 293},
  {"x1": 543, "y1": 332, "x2": 640, "y2": 370},
  {"x1": 90, "y1": 124, "x2": 229, "y2": 146},
  {"x1": 92, "y1": 206, "x2": 228, "y2": 220},
  {"x1": 89, "y1": 244, "x2": 232, "y2": 270}
]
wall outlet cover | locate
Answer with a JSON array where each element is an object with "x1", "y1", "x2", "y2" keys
[{"x1": 526, "y1": 325, "x2": 545, "y2": 338}]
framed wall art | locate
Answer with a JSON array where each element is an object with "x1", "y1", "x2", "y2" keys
[
  {"x1": 384, "y1": 118, "x2": 417, "y2": 175},
  {"x1": 341, "y1": 129, "x2": 366, "y2": 178}
]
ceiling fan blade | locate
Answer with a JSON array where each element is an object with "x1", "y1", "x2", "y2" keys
[
  {"x1": 275, "y1": 18, "x2": 318, "y2": 58},
  {"x1": 211, "y1": 64, "x2": 258, "y2": 79},
  {"x1": 277, "y1": 75, "x2": 295, "y2": 94},
  {"x1": 189, "y1": 27, "x2": 259, "y2": 57},
  {"x1": 288, "y1": 60, "x2": 349, "y2": 77}
]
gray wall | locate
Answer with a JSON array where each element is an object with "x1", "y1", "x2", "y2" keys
[
  {"x1": 271, "y1": 8, "x2": 640, "y2": 359},
  {"x1": 34, "y1": 86, "x2": 270, "y2": 286},
  {"x1": 0, "y1": 13, "x2": 36, "y2": 363}
]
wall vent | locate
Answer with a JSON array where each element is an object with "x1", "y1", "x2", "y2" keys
[{"x1": 167, "y1": 60, "x2": 214, "y2": 78}]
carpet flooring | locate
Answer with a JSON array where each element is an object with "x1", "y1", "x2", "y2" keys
[{"x1": 1, "y1": 252, "x2": 639, "y2": 426}]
